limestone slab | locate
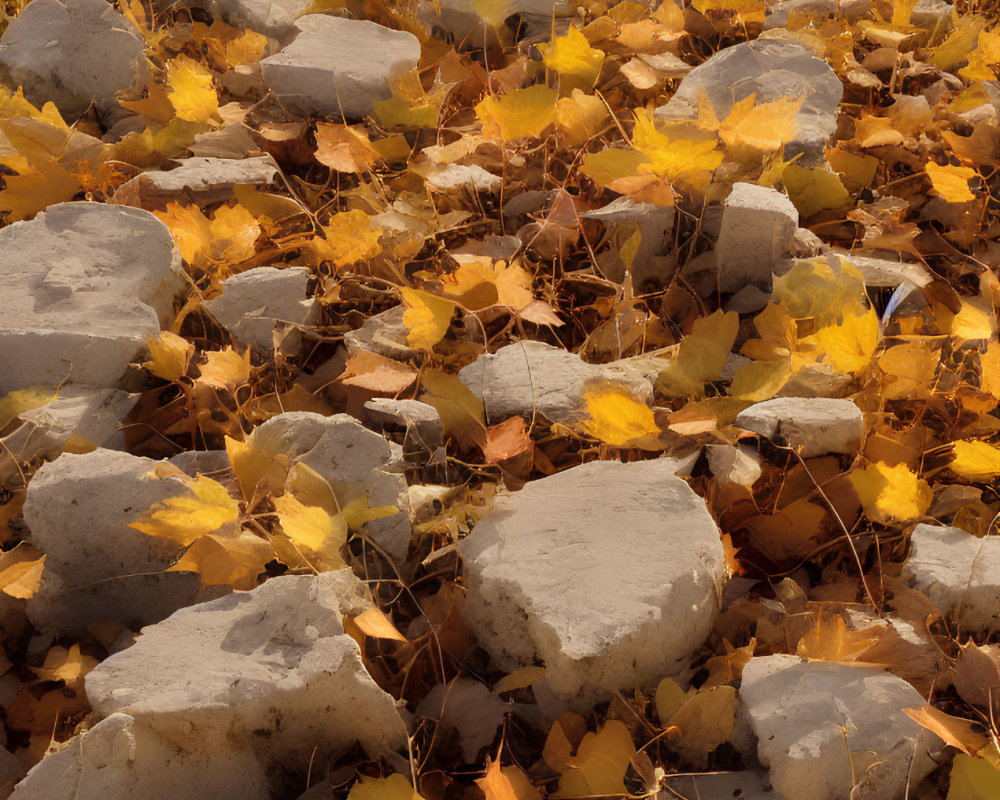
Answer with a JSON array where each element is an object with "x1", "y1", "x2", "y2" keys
[{"x1": 735, "y1": 397, "x2": 863, "y2": 457}]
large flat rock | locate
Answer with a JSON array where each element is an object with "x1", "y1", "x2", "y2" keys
[
  {"x1": 460, "y1": 458, "x2": 725, "y2": 709},
  {"x1": 0, "y1": 202, "x2": 183, "y2": 393},
  {"x1": 735, "y1": 397, "x2": 863, "y2": 457}
]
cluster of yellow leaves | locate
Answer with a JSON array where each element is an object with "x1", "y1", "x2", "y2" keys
[
  {"x1": 154, "y1": 201, "x2": 260, "y2": 280},
  {"x1": 850, "y1": 461, "x2": 931, "y2": 525},
  {"x1": 308, "y1": 209, "x2": 383, "y2": 269},
  {"x1": 578, "y1": 383, "x2": 660, "y2": 447}
]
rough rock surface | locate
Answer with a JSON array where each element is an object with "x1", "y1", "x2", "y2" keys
[
  {"x1": 581, "y1": 197, "x2": 675, "y2": 286},
  {"x1": 740, "y1": 655, "x2": 938, "y2": 800},
  {"x1": 715, "y1": 183, "x2": 798, "y2": 293},
  {"x1": 260, "y1": 16, "x2": 421, "y2": 119},
  {"x1": 364, "y1": 398, "x2": 444, "y2": 463},
  {"x1": 81, "y1": 572, "x2": 406, "y2": 795},
  {"x1": 0, "y1": 202, "x2": 183, "y2": 394},
  {"x1": 903, "y1": 524, "x2": 1000, "y2": 632},
  {"x1": 0, "y1": 0, "x2": 147, "y2": 120},
  {"x1": 424, "y1": 0, "x2": 573, "y2": 39},
  {"x1": 656, "y1": 40, "x2": 842, "y2": 164},
  {"x1": 204, "y1": 267, "x2": 319, "y2": 352},
  {"x1": 459, "y1": 341, "x2": 653, "y2": 425},
  {"x1": 344, "y1": 305, "x2": 418, "y2": 361},
  {"x1": 201, "y1": 0, "x2": 308, "y2": 42},
  {"x1": 735, "y1": 397, "x2": 863, "y2": 457},
  {"x1": 112, "y1": 156, "x2": 279, "y2": 209},
  {"x1": 460, "y1": 459, "x2": 725, "y2": 709}
]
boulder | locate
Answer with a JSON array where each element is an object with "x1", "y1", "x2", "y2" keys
[
  {"x1": 345, "y1": 305, "x2": 418, "y2": 362},
  {"x1": 581, "y1": 197, "x2": 675, "y2": 287},
  {"x1": 740, "y1": 655, "x2": 939, "y2": 800},
  {"x1": 460, "y1": 458, "x2": 725, "y2": 708},
  {"x1": 424, "y1": 0, "x2": 573, "y2": 41},
  {"x1": 715, "y1": 183, "x2": 798, "y2": 293},
  {"x1": 260, "y1": 16, "x2": 421, "y2": 119},
  {"x1": 735, "y1": 397, "x2": 863, "y2": 457},
  {"x1": 0, "y1": 203, "x2": 183, "y2": 394},
  {"x1": 200, "y1": 0, "x2": 308, "y2": 42},
  {"x1": 656, "y1": 40, "x2": 842, "y2": 165},
  {"x1": 903, "y1": 524, "x2": 1000, "y2": 632},
  {"x1": 763, "y1": 0, "x2": 836, "y2": 29},
  {"x1": 458, "y1": 341, "x2": 653, "y2": 425},
  {"x1": 111, "y1": 156, "x2": 279, "y2": 210},
  {"x1": 364, "y1": 398, "x2": 445, "y2": 464},
  {"x1": 0, "y1": 0, "x2": 147, "y2": 121},
  {"x1": 204, "y1": 267, "x2": 319, "y2": 352}
]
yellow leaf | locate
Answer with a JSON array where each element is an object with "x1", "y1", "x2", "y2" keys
[
  {"x1": 655, "y1": 677, "x2": 689, "y2": 724},
  {"x1": 960, "y1": 28, "x2": 1000, "y2": 81},
  {"x1": 476, "y1": 757, "x2": 518, "y2": 800},
  {"x1": 0, "y1": 386, "x2": 57, "y2": 431},
  {"x1": 981, "y1": 345, "x2": 1000, "y2": 397},
  {"x1": 476, "y1": 85, "x2": 558, "y2": 142},
  {"x1": 904, "y1": 705, "x2": 989, "y2": 757},
  {"x1": 948, "y1": 753, "x2": 1000, "y2": 800},
  {"x1": 273, "y1": 492, "x2": 347, "y2": 566},
  {"x1": 951, "y1": 440, "x2": 1000, "y2": 481},
  {"x1": 348, "y1": 774, "x2": 426, "y2": 800},
  {"x1": 314, "y1": 123, "x2": 381, "y2": 173},
  {"x1": 440, "y1": 256, "x2": 533, "y2": 312},
  {"x1": 0, "y1": 544, "x2": 45, "y2": 599},
  {"x1": 196, "y1": 347, "x2": 252, "y2": 391},
  {"x1": 310, "y1": 209, "x2": 382, "y2": 268},
  {"x1": 539, "y1": 26, "x2": 605, "y2": 93},
  {"x1": 579, "y1": 148, "x2": 649, "y2": 188},
  {"x1": 475, "y1": 0, "x2": 512, "y2": 26},
  {"x1": 31, "y1": 644, "x2": 97, "y2": 688},
  {"x1": 692, "y1": 0, "x2": 765, "y2": 23},
  {"x1": 168, "y1": 533, "x2": 271, "y2": 591},
  {"x1": 130, "y1": 474, "x2": 240, "y2": 546},
  {"x1": 716, "y1": 93, "x2": 803, "y2": 153},
  {"x1": 144, "y1": 331, "x2": 194, "y2": 382},
  {"x1": 225, "y1": 432, "x2": 289, "y2": 502},
  {"x1": 154, "y1": 202, "x2": 212, "y2": 264},
  {"x1": 810, "y1": 309, "x2": 880, "y2": 373},
  {"x1": 555, "y1": 91, "x2": 608, "y2": 146},
  {"x1": 351, "y1": 607, "x2": 406, "y2": 641},
  {"x1": 782, "y1": 164, "x2": 851, "y2": 218},
  {"x1": 208, "y1": 203, "x2": 260, "y2": 264},
  {"x1": 224, "y1": 30, "x2": 268, "y2": 66},
  {"x1": 552, "y1": 720, "x2": 635, "y2": 798},
  {"x1": 796, "y1": 614, "x2": 880, "y2": 663},
  {"x1": 926, "y1": 162, "x2": 977, "y2": 203},
  {"x1": 667, "y1": 686, "x2": 738, "y2": 763},
  {"x1": 372, "y1": 70, "x2": 446, "y2": 130},
  {"x1": 729, "y1": 358, "x2": 790, "y2": 402},
  {"x1": 341, "y1": 494, "x2": 399, "y2": 530},
  {"x1": 401, "y1": 288, "x2": 456, "y2": 350},
  {"x1": 849, "y1": 461, "x2": 931, "y2": 525},
  {"x1": 494, "y1": 666, "x2": 546, "y2": 694},
  {"x1": 928, "y1": 14, "x2": 984, "y2": 71},
  {"x1": 419, "y1": 368, "x2": 487, "y2": 450},
  {"x1": 631, "y1": 111, "x2": 723, "y2": 192},
  {"x1": 166, "y1": 55, "x2": 218, "y2": 123},
  {"x1": 950, "y1": 299, "x2": 996, "y2": 343},
  {"x1": 578, "y1": 384, "x2": 660, "y2": 447},
  {"x1": 657, "y1": 310, "x2": 739, "y2": 397}
]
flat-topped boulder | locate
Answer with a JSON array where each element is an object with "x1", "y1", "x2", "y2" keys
[
  {"x1": 458, "y1": 341, "x2": 653, "y2": 425},
  {"x1": 0, "y1": 0, "x2": 147, "y2": 121},
  {"x1": 112, "y1": 156, "x2": 279, "y2": 209},
  {"x1": 735, "y1": 397, "x2": 863, "y2": 457},
  {"x1": 0, "y1": 202, "x2": 183, "y2": 393},
  {"x1": 260, "y1": 16, "x2": 420, "y2": 119},
  {"x1": 460, "y1": 458, "x2": 725, "y2": 709},
  {"x1": 740, "y1": 655, "x2": 939, "y2": 800}
]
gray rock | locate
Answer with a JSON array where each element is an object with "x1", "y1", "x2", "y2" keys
[
  {"x1": 838, "y1": 252, "x2": 932, "y2": 288},
  {"x1": 204, "y1": 267, "x2": 319, "y2": 352},
  {"x1": 581, "y1": 197, "x2": 675, "y2": 286},
  {"x1": 661, "y1": 770, "x2": 783, "y2": 800},
  {"x1": 459, "y1": 341, "x2": 653, "y2": 425},
  {"x1": 345, "y1": 305, "x2": 417, "y2": 362},
  {"x1": 424, "y1": 0, "x2": 573, "y2": 40},
  {"x1": 0, "y1": 203, "x2": 183, "y2": 393},
  {"x1": 903, "y1": 524, "x2": 1000, "y2": 632},
  {"x1": 656, "y1": 40, "x2": 842, "y2": 165},
  {"x1": 0, "y1": 0, "x2": 147, "y2": 121},
  {"x1": 460, "y1": 459, "x2": 725, "y2": 709},
  {"x1": 364, "y1": 398, "x2": 444, "y2": 463},
  {"x1": 735, "y1": 397, "x2": 863, "y2": 457},
  {"x1": 716, "y1": 183, "x2": 799, "y2": 293},
  {"x1": 260, "y1": 16, "x2": 421, "y2": 119},
  {"x1": 201, "y1": 0, "x2": 309, "y2": 42},
  {"x1": 83, "y1": 572, "x2": 407, "y2": 795},
  {"x1": 112, "y1": 156, "x2": 279, "y2": 210},
  {"x1": 763, "y1": 0, "x2": 836, "y2": 29},
  {"x1": 740, "y1": 655, "x2": 939, "y2": 800}
]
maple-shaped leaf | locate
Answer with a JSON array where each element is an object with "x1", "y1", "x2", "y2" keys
[
  {"x1": 309, "y1": 209, "x2": 383, "y2": 268},
  {"x1": 273, "y1": 492, "x2": 347, "y2": 568},
  {"x1": 555, "y1": 90, "x2": 608, "y2": 146},
  {"x1": 314, "y1": 122, "x2": 381, "y2": 173},
  {"x1": 439, "y1": 256, "x2": 533, "y2": 312},
  {"x1": 144, "y1": 331, "x2": 194, "y2": 382},
  {"x1": 476, "y1": 85, "x2": 559, "y2": 142},
  {"x1": 782, "y1": 164, "x2": 851, "y2": 218},
  {"x1": 539, "y1": 26, "x2": 605, "y2": 94},
  {"x1": 692, "y1": 0, "x2": 765, "y2": 24},
  {"x1": 666, "y1": 685, "x2": 738, "y2": 764},
  {"x1": 631, "y1": 111, "x2": 722, "y2": 192},
  {"x1": 578, "y1": 383, "x2": 660, "y2": 447},
  {"x1": 476, "y1": 756, "x2": 541, "y2": 800},
  {"x1": 225, "y1": 431, "x2": 289, "y2": 502},
  {"x1": 155, "y1": 202, "x2": 260, "y2": 270},
  {"x1": 951, "y1": 440, "x2": 1000, "y2": 481},
  {"x1": 166, "y1": 54, "x2": 219, "y2": 123},
  {"x1": 704, "y1": 93, "x2": 803, "y2": 153},
  {"x1": 850, "y1": 461, "x2": 931, "y2": 525},
  {"x1": 31, "y1": 644, "x2": 98, "y2": 690},
  {"x1": 579, "y1": 148, "x2": 650, "y2": 189},
  {"x1": 401, "y1": 288, "x2": 456, "y2": 350},
  {"x1": 348, "y1": 774, "x2": 426, "y2": 800},
  {"x1": 549, "y1": 719, "x2": 636, "y2": 798},
  {"x1": 130, "y1": 474, "x2": 240, "y2": 546},
  {"x1": 961, "y1": 28, "x2": 1000, "y2": 81},
  {"x1": 926, "y1": 162, "x2": 978, "y2": 203},
  {"x1": 196, "y1": 346, "x2": 252, "y2": 391},
  {"x1": 809, "y1": 309, "x2": 879, "y2": 373},
  {"x1": 168, "y1": 532, "x2": 270, "y2": 591},
  {"x1": 373, "y1": 70, "x2": 448, "y2": 130},
  {"x1": 658, "y1": 309, "x2": 739, "y2": 397}
]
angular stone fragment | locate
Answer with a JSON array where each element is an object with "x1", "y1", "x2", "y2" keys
[
  {"x1": 0, "y1": 0, "x2": 147, "y2": 120},
  {"x1": 903, "y1": 524, "x2": 1000, "y2": 632},
  {"x1": 200, "y1": 0, "x2": 309, "y2": 42},
  {"x1": 735, "y1": 397, "x2": 863, "y2": 457},
  {"x1": 656, "y1": 40, "x2": 842, "y2": 165},
  {"x1": 204, "y1": 267, "x2": 319, "y2": 352},
  {"x1": 260, "y1": 16, "x2": 420, "y2": 119},
  {"x1": 460, "y1": 459, "x2": 725, "y2": 709},
  {"x1": 364, "y1": 398, "x2": 444, "y2": 463},
  {"x1": 581, "y1": 197, "x2": 675, "y2": 286},
  {"x1": 0, "y1": 203, "x2": 183, "y2": 393},
  {"x1": 345, "y1": 305, "x2": 418, "y2": 362},
  {"x1": 763, "y1": 0, "x2": 836, "y2": 29},
  {"x1": 458, "y1": 341, "x2": 653, "y2": 425},
  {"x1": 112, "y1": 156, "x2": 279, "y2": 209},
  {"x1": 715, "y1": 183, "x2": 798, "y2": 293},
  {"x1": 740, "y1": 655, "x2": 938, "y2": 800},
  {"x1": 83, "y1": 572, "x2": 407, "y2": 794}
]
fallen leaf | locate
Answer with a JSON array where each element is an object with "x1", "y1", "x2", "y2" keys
[
  {"x1": 481, "y1": 417, "x2": 531, "y2": 463},
  {"x1": 351, "y1": 607, "x2": 406, "y2": 641},
  {"x1": 476, "y1": 85, "x2": 558, "y2": 142},
  {"x1": 904, "y1": 705, "x2": 987, "y2": 756},
  {"x1": 578, "y1": 383, "x2": 660, "y2": 447},
  {"x1": 144, "y1": 331, "x2": 194, "y2": 382},
  {"x1": 401, "y1": 288, "x2": 456, "y2": 350},
  {"x1": 348, "y1": 774, "x2": 426, "y2": 800},
  {"x1": 850, "y1": 461, "x2": 931, "y2": 525},
  {"x1": 130, "y1": 474, "x2": 240, "y2": 546},
  {"x1": 340, "y1": 350, "x2": 418, "y2": 393},
  {"x1": 0, "y1": 543, "x2": 45, "y2": 599}
]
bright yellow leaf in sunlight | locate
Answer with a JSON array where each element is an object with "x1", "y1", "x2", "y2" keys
[
  {"x1": 166, "y1": 55, "x2": 219, "y2": 123},
  {"x1": 273, "y1": 493, "x2": 347, "y2": 566},
  {"x1": 0, "y1": 386, "x2": 56, "y2": 430},
  {"x1": 549, "y1": 720, "x2": 635, "y2": 799},
  {"x1": 578, "y1": 384, "x2": 660, "y2": 447},
  {"x1": 631, "y1": 111, "x2": 723, "y2": 192},
  {"x1": 401, "y1": 288, "x2": 456, "y2": 350},
  {"x1": 130, "y1": 474, "x2": 240, "y2": 546},
  {"x1": 713, "y1": 93, "x2": 803, "y2": 153},
  {"x1": 476, "y1": 85, "x2": 558, "y2": 142},
  {"x1": 310, "y1": 209, "x2": 383, "y2": 268},
  {"x1": 0, "y1": 544, "x2": 45, "y2": 599},
  {"x1": 850, "y1": 461, "x2": 931, "y2": 525},
  {"x1": 951, "y1": 440, "x2": 1000, "y2": 481},
  {"x1": 154, "y1": 202, "x2": 260, "y2": 268},
  {"x1": 949, "y1": 299, "x2": 996, "y2": 343},
  {"x1": 810, "y1": 309, "x2": 879, "y2": 373},
  {"x1": 796, "y1": 614, "x2": 880, "y2": 663},
  {"x1": 197, "y1": 346, "x2": 252, "y2": 391},
  {"x1": 144, "y1": 331, "x2": 194, "y2": 382},
  {"x1": 926, "y1": 162, "x2": 977, "y2": 203},
  {"x1": 539, "y1": 26, "x2": 605, "y2": 93},
  {"x1": 440, "y1": 256, "x2": 533, "y2": 312}
]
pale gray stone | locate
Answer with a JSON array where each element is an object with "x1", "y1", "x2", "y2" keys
[
  {"x1": 735, "y1": 397, "x2": 863, "y2": 457},
  {"x1": 112, "y1": 156, "x2": 279, "y2": 209},
  {"x1": 425, "y1": 163, "x2": 501, "y2": 193},
  {"x1": 459, "y1": 341, "x2": 653, "y2": 425},
  {"x1": 716, "y1": 183, "x2": 799, "y2": 293},
  {"x1": 764, "y1": 0, "x2": 836, "y2": 29},
  {"x1": 260, "y1": 16, "x2": 420, "y2": 119},
  {"x1": 0, "y1": 0, "x2": 147, "y2": 120},
  {"x1": 460, "y1": 459, "x2": 725, "y2": 709},
  {"x1": 364, "y1": 398, "x2": 444, "y2": 463},
  {"x1": 740, "y1": 655, "x2": 939, "y2": 800},
  {"x1": 345, "y1": 306, "x2": 418, "y2": 362},
  {"x1": 0, "y1": 203, "x2": 183, "y2": 393},
  {"x1": 424, "y1": 0, "x2": 573, "y2": 41},
  {"x1": 581, "y1": 197, "x2": 675, "y2": 286}
]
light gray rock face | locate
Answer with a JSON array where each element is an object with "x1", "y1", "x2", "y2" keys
[
  {"x1": 203, "y1": 0, "x2": 309, "y2": 42},
  {"x1": 0, "y1": 203, "x2": 183, "y2": 393},
  {"x1": 735, "y1": 397, "x2": 863, "y2": 457},
  {"x1": 21, "y1": 449, "x2": 211, "y2": 634},
  {"x1": 424, "y1": 0, "x2": 573, "y2": 39},
  {"x1": 763, "y1": 0, "x2": 836, "y2": 29},
  {"x1": 0, "y1": 0, "x2": 146, "y2": 121},
  {"x1": 84, "y1": 573, "x2": 407, "y2": 794},
  {"x1": 740, "y1": 655, "x2": 938, "y2": 800},
  {"x1": 344, "y1": 306, "x2": 417, "y2": 361},
  {"x1": 251, "y1": 412, "x2": 412, "y2": 561},
  {"x1": 9, "y1": 713, "x2": 270, "y2": 800},
  {"x1": 459, "y1": 341, "x2": 653, "y2": 425},
  {"x1": 903, "y1": 524, "x2": 1000, "y2": 632},
  {"x1": 364, "y1": 398, "x2": 444, "y2": 463},
  {"x1": 656, "y1": 40, "x2": 842, "y2": 165},
  {"x1": 260, "y1": 16, "x2": 421, "y2": 119},
  {"x1": 716, "y1": 183, "x2": 798, "y2": 293},
  {"x1": 112, "y1": 156, "x2": 279, "y2": 209},
  {"x1": 460, "y1": 459, "x2": 725, "y2": 709},
  {"x1": 582, "y1": 197, "x2": 675, "y2": 286},
  {"x1": 204, "y1": 267, "x2": 319, "y2": 352}
]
